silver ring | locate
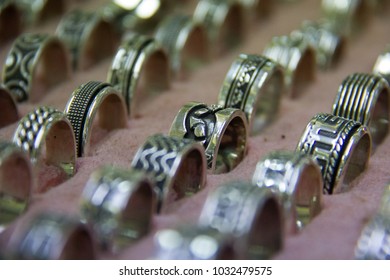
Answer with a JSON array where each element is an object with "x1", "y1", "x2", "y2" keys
[
  {"x1": 332, "y1": 72, "x2": 390, "y2": 148},
  {"x1": 64, "y1": 81, "x2": 127, "y2": 157},
  {"x1": 107, "y1": 32, "x2": 170, "y2": 117},
  {"x1": 199, "y1": 181, "x2": 283, "y2": 259},
  {"x1": 252, "y1": 150, "x2": 323, "y2": 234},
  {"x1": 80, "y1": 166, "x2": 156, "y2": 252},
  {"x1": 0, "y1": 84, "x2": 18, "y2": 128},
  {"x1": 373, "y1": 45, "x2": 390, "y2": 85},
  {"x1": 218, "y1": 53, "x2": 284, "y2": 134},
  {"x1": 131, "y1": 134, "x2": 207, "y2": 213},
  {"x1": 169, "y1": 102, "x2": 248, "y2": 174},
  {"x1": 13, "y1": 106, "x2": 76, "y2": 192},
  {"x1": 0, "y1": 0, "x2": 22, "y2": 44},
  {"x1": 296, "y1": 113, "x2": 372, "y2": 194}
]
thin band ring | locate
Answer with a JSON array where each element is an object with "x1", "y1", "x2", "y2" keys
[{"x1": 0, "y1": 84, "x2": 18, "y2": 128}]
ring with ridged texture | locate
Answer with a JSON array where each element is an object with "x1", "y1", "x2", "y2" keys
[
  {"x1": 0, "y1": 141, "x2": 32, "y2": 234},
  {"x1": 263, "y1": 35, "x2": 316, "y2": 98},
  {"x1": 80, "y1": 166, "x2": 156, "y2": 252},
  {"x1": 296, "y1": 113, "x2": 372, "y2": 194},
  {"x1": 0, "y1": 85, "x2": 18, "y2": 128},
  {"x1": 198, "y1": 181, "x2": 283, "y2": 259},
  {"x1": 56, "y1": 9, "x2": 118, "y2": 70},
  {"x1": 332, "y1": 73, "x2": 390, "y2": 148},
  {"x1": 0, "y1": 0, "x2": 22, "y2": 44},
  {"x1": 107, "y1": 32, "x2": 170, "y2": 117},
  {"x1": 131, "y1": 134, "x2": 206, "y2": 213},
  {"x1": 169, "y1": 102, "x2": 248, "y2": 174},
  {"x1": 239, "y1": 0, "x2": 274, "y2": 18},
  {"x1": 13, "y1": 106, "x2": 76, "y2": 193},
  {"x1": 193, "y1": 0, "x2": 245, "y2": 55},
  {"x1": 6, "y1": 213, "x2": 95, "y2": 260},
  {"x1": 252, "y1": 150, "x2": 323, "y2": 234},
  {"x1": 373, "y1": 45, "x2": 390, "y2": 85},
  {"x1": 218, "y1": 53, "x2": 284, "y2": 134},
  {"x1": 15, "y1": 0, "x2": 65, "y2": 24},
  {"x1": 154, "y1": 14, "x2": 209, "y2": 79},
  {"x1": 64, "y1": 81, "x2": 127, "y2": 157},
  {"x1": 153, "y1": 226, "x2": 235, "y2": 260},
  {"x1": 2, "y1": 33, "x2": 71, "y2": 103}
]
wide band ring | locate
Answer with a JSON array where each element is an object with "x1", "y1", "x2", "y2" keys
[
  {"x1": 64, "y1": 81, "x2": 127, "y2": 157},
  {"x1": 263, "y1": 35, "x2": 316, "y2": 98},
  {"x1": 107, "y1": 32, "x2": 170, "y2": 117},
  {"x1": 13, "y1": 106, "x2": 76, "y2": 192},
  {"x1": 16, "y1": 0, "x2": 65, "y2": 24},
  {"x1": 218, "y1": 53, "x2": 284, "y2": 134},
  {"x1": 296, "y1": 113, "x2": 372, "y2": 194},
  {"x1": 169, "y1": 102, "x2": 248, "y2": 174},
  {"x1": 0, "y1": 0, "x2": 22, "y2": 44},
  {"x1": 0, "y1": 85, "x2": 18, "y2": 128},
  {"x1": 198, "y1": 181, "x2": 283, "y2": 259},
  {"x1": 373, "y1": 45, "x2": 390, "y2": 85},
  {"x1": 153, "y1": 226, "x2": 235, "y2": 260},
  {"x1": 0, "y1": 141, "x2": 32, "y2": 234},
  {"x1": 252, "y1": 150, "x2": 323, "y2": 234},
  {"x1": 155, "y1": 14, "x2": 209, "y2": 78},
  {"x1": 332, "y1": 72, "x2": 390, "y2": 148},
  {"x1": 2, "y1": 33, "x2": 71, "y2": 103},
  {"x1": 56, "y1": 10, "x2": 118, "y2": 70},
  {"x1": 131, "y1": 134, "x2": 206, "y2": 213},
  {"x1": 80, "y1": 166, "x2": 156, "y2": 252}
]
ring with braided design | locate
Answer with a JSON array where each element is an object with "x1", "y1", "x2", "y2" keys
[{"x1": 0, "y1": 84, "x2": 18, "y2": 128}]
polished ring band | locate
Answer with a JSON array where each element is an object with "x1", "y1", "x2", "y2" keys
[
  {"x1": 131, "y1": 134, "x2": 206, "y2": 213},
  {"x1": 218, "y1": 53, "x2": 284, "y2": 134},
  {"x1": 169, "y1": 101, "x2": 248, "y2": 174},
  {"x1": 80, "y1": 166, "x2": 156, "y2": 252},
  {"x1": 0, "y1": 84, "x2": 18, "y2": 128},
  {"x1": 0, "y1": 0, "x2": 22, "y2": 44},
  {"x1": 64, "y1": 81, "x2": 127, "y2": 157},
  {"x1": 252, "y1": 150, "x2": 323, "y2": 234},
  {"x1": 2, "y1": 33, "x2": 71, "y2": 102},
  {"x1": 373, "y1": 45, "x2": 390, "y2": 85},
  {"x1": 296, "y1": 113, "x2": 371, "y2": 194}
]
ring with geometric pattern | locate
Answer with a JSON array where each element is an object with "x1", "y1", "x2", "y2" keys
[
  {"x1": 107, "y1": 32, "x2": 170, "y2": 117},
  {"x1": 0, "y1": 0, "x2": 22, "y2": 44},
  {"x1": 169, "y1": 102, "x2": 248, "y2": 174},
  {"x1": 131, "y1": 134, "x2": 207, "y2": 213},
  {"x1": 218, "y1": 53, "x2": 284, "y2": 134},
  {"x1": 252, "y1": 150, "x2": 323, "y2": 234},
  {"x1": 198, "y1": 181, "x2": 283, "y2": 259},
  {"x1": 2, "y1": 33, "x2": 71, "y2": 103},
  {"x1": 296, "y1": 113, "x2": 371, "y2": 194},
  {"x1": 64, "y1": 81, "x2": 127, "y2": 157},
  {"x1": 373, "y1": 45, "x2": 390, "y2": 85},
  {"x1": 332, "y1": 72, "x2": 390, "y2": 148},
  {"x1": 0, "y1": 84, "x2": 18, "y2": 128},
  {"x1": 80, "y1": 166, "x2": 156, "y2": 252},
  {"x1": 13, "y1": 106, "x2": 76, "y2": 192},
  {"x1": 15, "y1": 0, "x2": 65, "y2": 24}
]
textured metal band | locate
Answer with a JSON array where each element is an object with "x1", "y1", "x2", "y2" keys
[
  {"x1": 296, "y1": 113, "x2": 371, "y2": 194},
  {"x1": 80, "y1": 166, "x2": 156, "y2": 252},
  {"x1": 0, "y1": 84, "x2": 18, "y2": 128},
  {"x1": 199, "y1": 181, "x2": 283, "y2": 259},
  {"x1": 373, "y1": 46, "x2": 390, "y2": 85}
]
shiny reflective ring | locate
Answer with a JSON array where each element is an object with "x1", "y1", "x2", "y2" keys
[{"x1": 373, "y1": 45, "x2": 390, "y2": 85}]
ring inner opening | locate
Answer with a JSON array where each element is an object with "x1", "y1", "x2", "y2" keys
[
  {"x1": 291, "y1": 47, "x2": 315, "y2": 98},
  {"x1": 60, "y1": 227, "x2": 94, "y2": 259},
  {"x1": 217, "y1": 4, "x2": 244, "y2": 55},
  {"x1": 370, "y1": 88, "x2": 389, "y2": 146},
  {"x1": 0, "y1": 89, "x2": 18, "y2": 128},
  {"x1": 37, "y1": 0, "x2": 65, "y2": 22},
  {"x1": 0, "y1": 4, "x2": 21, "y2": 43}
]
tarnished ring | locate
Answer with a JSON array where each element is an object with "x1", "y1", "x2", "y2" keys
[
  {"x1": 56, "y1": 9, "x2": 118, "y2": 70},
  {"x1": 0, "y1": 85, "x2": 18, "y2": 128},
  {"x1": 0, "y1": 0, "x2": 22, "y2": 44},
  {"x1": 13, "y1": 106, "x2": 76, "y2": 192},
  {"x1": 198, "y1": 181, "x2": 283, "y2": 259},
  {"x1": 332, "y1": 73, "x2": 390, "y2": 148},
  {"x1": 2, "y1": 33, "x2": 71, "y2": 103},
  {"x1": 263, "y1": 35, "x2": 316, "y2": 98},
  {"x1": 373, "y1": 45, "x2": 390, "y2": 85},
  {"x1": 131, "y1": 134, "x2": 207, "y2": 213},
  {"x1": 0, "y1": 141, "x2": 32, "y2": 234},
  {"x1": 153, "y1": 226, "x2": 235, "y2": 260},
  {"x1": 169, "y1": 102, "x2": 248, "y2": 174},
  {"x1": 15, "y1": 0, "x2": 65, "y2": 24},
  {"x1": 107, "y1": 32, "x2": 170, "y2": 117},
  {"x1": 64, "y1": 81, "x2": 127, "y2": 157},
  {"x1": 296, "y1": 113, "x2": 372, "y2": 194},
  {"x1": 154, "y1": 14, "x2": 209, "y2": 78},
  {"x1": 252, "y1": 151, "x2": 323, "y2": 234},
  {"x1": 218, "y1": 53, "x2": 284, "y2": 134}
]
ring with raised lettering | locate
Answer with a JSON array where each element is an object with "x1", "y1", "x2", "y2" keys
[
  {"x1": 80, "y1": 166, "x2": 156, "y2": 252},
  {"x1": 198, "y1": 181, "x2": 283, "y2": 259},
  {"x1": 0, "y1": 85, "x2": 18, "y2": 128},
  {"x1": 332, "y1": 72, "x2": 389, "y2": 148},
  {"x1": 252, "y1": 150, "x2": 323, "y2": 234},
  {"x1": 169, "y1": 102, "x2": 248, "y2": 174},
  {"x1": 2, "y1": 33, "x2": 71, "y2": 102},
  {"x1": 296, "y1": 113, "x2": 372, "y2": 194},
  {"x1": 0, "y1": 0, "x2": 22, "y2": 44},
  {"x1": 218, "y1": 53, "x2": 284, "y2": 134},
  {"x1": 64, "y1": 81, "x2": 127, "y2": 157},
  {"x1": 373, "y1": 45, "x2": 390, "y2": 85},
  {"x1": 131, "y1": 134, "x2": 206, "y2": 213},
  {"x1": 107, "y1": 32, "x2": 170, "y2": 117},
  {"x1": 16, "y1": 0, "x2": 65, "y2": 24}
]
